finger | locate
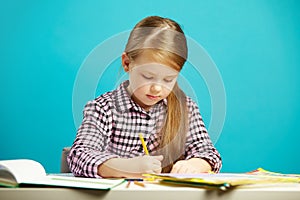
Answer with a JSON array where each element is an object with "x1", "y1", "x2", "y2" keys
[
  {"x1": 152, "y1": 155, "x2": 164, "y2": 161},
  {"x1": 182, "y1": 166, "x2": 190, "y2": 174},
  {"x1": 189, "y1": 169, "x2": 199, "y2": 174},
  {"x1": 174, "y1": 165, "x2": 187, "y2": 174},
  {"x1": 145, "y1": 169, "x2": 155, "y2": 174},
  {"x1": 171, "y1": 164, "x2": 182, "y2": 173},
  {"x1": 153, "y1": 166, "x2": 162, "y2": 173},
  {"x1": 171, "y1": 167, "x2": 179, "y2": 173},
  {"x1": 152, "y1": 159, "x2": 162, "y2": 166}
]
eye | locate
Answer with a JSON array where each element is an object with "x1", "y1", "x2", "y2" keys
[
  {"x1": 164, "y1": 78, "x2": 174, "y2": 83},
  {"x1": 142, "y1": 74, "x2": 153, "y2": 80}
]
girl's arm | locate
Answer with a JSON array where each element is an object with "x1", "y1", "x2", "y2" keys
[
  {"x1": 180, "y1": 98, "x2": 222, "y2": 173},
  {"x1": 67, "y1": 100, "x2": 118, "y2": 178}
]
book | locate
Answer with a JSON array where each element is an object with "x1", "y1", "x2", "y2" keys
[
  {"x1": 143, "y1": 168, "x2": 300, "y2": 191},
  {"x1": 0, "y1": 159, "x2": 125, "y2": 190}
]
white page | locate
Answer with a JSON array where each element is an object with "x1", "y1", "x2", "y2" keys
[
  {"x1": 0, "y1": 159, "x2": 47, "y2": 183},
  {"x1": 0, "y1": 159, "x2": 125, "y2": 190},
  {"x1": 24, "y1": 175, "x2": 125, "y2": 190}
]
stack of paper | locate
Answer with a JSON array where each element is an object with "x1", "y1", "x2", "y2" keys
[{"x1": 143, "y1": 168, "x2": 300, "y2": 190}]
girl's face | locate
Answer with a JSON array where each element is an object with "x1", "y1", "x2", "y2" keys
[{"x1": 124, "y1": 53, "x2": 179, "y2": 111}]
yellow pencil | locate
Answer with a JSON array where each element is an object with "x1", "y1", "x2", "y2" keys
[{"x1": 138, "y1": 133, "x2": 149, "y2": 155}]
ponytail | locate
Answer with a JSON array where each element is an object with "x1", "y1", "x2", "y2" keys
[{"x1": 158, "y1": 82, "x2": 188, "y2": 172}]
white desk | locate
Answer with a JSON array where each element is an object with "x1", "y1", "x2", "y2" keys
[{"x1": 1, "y1": 181, "x2": 300, "y2": 200}]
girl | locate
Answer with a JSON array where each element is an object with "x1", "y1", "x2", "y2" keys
[{"x1": 67, "y1": 16, "x2": 222, "y2": 178}]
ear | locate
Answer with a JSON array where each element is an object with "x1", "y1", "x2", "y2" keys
[{"x1": 122, "y1": 52, "x2": 131, "y2": 72}]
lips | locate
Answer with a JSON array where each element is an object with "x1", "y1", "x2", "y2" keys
[{"x1": 146, "y1": 94, "x2": 160, "y2": 100}]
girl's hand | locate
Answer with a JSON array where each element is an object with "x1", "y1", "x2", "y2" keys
[
  {"x1": 98, "y1": 155, "x2": 163, "y2": 178},
  {"x1": 170, "y1": 158, "x2": 212, "y2": 174},
  {"x1": 126, "y1": 155, "x2": 163, "y2": 174}
]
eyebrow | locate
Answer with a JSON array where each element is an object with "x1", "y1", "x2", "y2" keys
[
  {"x1": 165, "y1": 74, "x2": 177, "y2": 78},
  {"x1": 142, "y1": 71, "x2": 178, "y2": 78}
]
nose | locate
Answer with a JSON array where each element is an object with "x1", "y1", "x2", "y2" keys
[{"x1": 150, "y1": 84, "x2": 162, "y2": 94}]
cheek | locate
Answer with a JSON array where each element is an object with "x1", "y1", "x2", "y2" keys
[
  {"x1": 162, "y1": 87, "x2": 172, "y2": 97},
  {"x1": 132, "y1": 85, "x2": 150, "y2": 96},
  {"x1": 162, "y1": 82, "x2": 176, "y2": 92},
  {"x1": 129, "y1": 73, "x2": 149, "y2": 91}
]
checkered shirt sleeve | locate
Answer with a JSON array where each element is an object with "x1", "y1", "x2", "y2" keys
[
  {"x1": 67, "y1": 98, "x2": 118, "y2": 178},
  {"x1": 185, "y1": 98, "x2": 222, "y2": 172}
]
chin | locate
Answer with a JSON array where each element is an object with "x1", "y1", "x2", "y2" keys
[{"x1": 142, "y1": 101, "x2": 156, "y2": 108}]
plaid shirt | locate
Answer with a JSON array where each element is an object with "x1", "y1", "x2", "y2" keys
[{"x1": 68, "y1": 81, "x2": 222, "y2": 177}]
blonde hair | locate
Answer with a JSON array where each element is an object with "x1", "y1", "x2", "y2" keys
[{"x1": 125, "y1": 16, "x2": 188, "y2": 172}]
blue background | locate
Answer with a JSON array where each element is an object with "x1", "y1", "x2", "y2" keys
[{"x1": 1, "y1": 0, "x2": 299, "y2": 173}]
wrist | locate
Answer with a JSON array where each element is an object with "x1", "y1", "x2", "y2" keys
[
  {"x1": 98, "y1": 158, "x2": 142, "y2": 178},
  {"x1": 98, "y1": 158, "x2": 125, "y2": 178}
]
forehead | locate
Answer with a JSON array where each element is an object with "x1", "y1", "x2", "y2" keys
[
  {"x1": 132, "y1": 49, "x2": 181, "y2": 71},
  {"x1": 132, "y1": 62, "x2": 178, "y2": 76}
]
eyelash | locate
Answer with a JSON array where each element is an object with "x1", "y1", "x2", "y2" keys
[
  {"x1": 142, "y1": 74, "x2": 174, "y2": 83},
  {"x1": 164, "y1": 79, "x2": 173, "y2": 83},
  {"x1": 142, "y1": 74, "x2": 153, "y2": 80}
]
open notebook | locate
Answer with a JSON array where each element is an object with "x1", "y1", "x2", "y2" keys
[{"x1": 0, "y1": 159, "x2": 125, "y2": 190}]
